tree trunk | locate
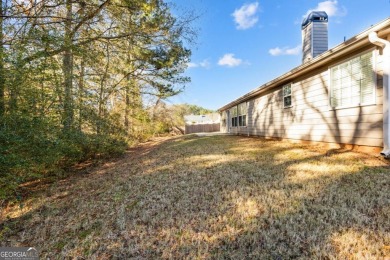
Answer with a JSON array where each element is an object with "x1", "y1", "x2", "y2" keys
[
  {"x1": 9, "y1": 58, "x2": 20, "y2": 112},
  {"x1": 124, "y1": 45, "x2": 138, "y2": 135},
  {"x1": 97, "y1": 42, "x2": 110, "y2": 135},
  {"x1": 78, "y1": 58, "x2": 85, "y2": 131},
  {"x1": 124, "y1": 78, "x2": 142, "y2": 136},
  {"x1": 76, "y1": 1, "x2": 85, "y2": 132},
  {"x1": 9, "y1": 84, "x2": 18, "y2": 112},
  {"x1": 0, "y1": 1, "x2": 5, "y2": 116},
  {"x1": 62, "y1": 0, "x2": 74, "y2": 132},
  {"x1": 124, "y1": 83, "x2": 130, "y2": 134}
]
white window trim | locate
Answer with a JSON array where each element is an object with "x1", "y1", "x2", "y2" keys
[
  {"x1": 230, "y1": 106, "x2": 238, "y2": 128},
  {"x1": 228, "y1": 102, "x2": 249, "y2": 128},
  {"x1": 283, "y1": 83, "x2": 293, "y2": 109},
  {"x1": 328, "y1": 48, "x2": 377, "y2": 110},
  {"x1": 245, "y1": 101, "x2": 249, "y2": 127},
  {"x1": 238, "y1": 102, "x2": 248, "y2": 127}
]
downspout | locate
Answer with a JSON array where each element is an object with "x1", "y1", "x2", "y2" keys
[
  {"x1": 369, "y1": 32, "x2": 390, "y2": 158},
  {"x1": 247, "y1": 102, "x2": 250, "y2": 137}
]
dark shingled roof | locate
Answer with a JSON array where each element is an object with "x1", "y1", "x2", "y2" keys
[{"x1": 302, "y1": 11, "x2": 328, "y2": 29}]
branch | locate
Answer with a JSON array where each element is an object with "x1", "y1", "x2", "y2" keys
[{"x1": 70, "y1": 0, "x2": 111, "y2": 39}]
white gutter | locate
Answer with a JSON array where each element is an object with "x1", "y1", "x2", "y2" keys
[
  {"x1": 218, "y1": 18, "x2": 390, "y2": 112},
  {"x1": 369, "y1": 32, "x2": 390, "y2": 157}
]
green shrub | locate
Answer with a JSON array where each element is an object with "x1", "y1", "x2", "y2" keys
[{"x1": 0, "y1": 114, "x2": 127, "y2": 202}]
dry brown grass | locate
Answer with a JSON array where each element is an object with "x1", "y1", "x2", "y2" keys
[{"x1": 1, "y1": 135, "x2": 390, "y2": 259}]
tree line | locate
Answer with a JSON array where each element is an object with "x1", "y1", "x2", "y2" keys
[{"x1": 0, "y1": 0, "x2": 198, "y2": 201}]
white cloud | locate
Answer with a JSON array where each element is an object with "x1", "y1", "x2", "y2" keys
[
  {"x1": 199, "y1": 60, "x2": 210, "y2": 68},
  {"x1": 269, "y1": 45, "x2": 301, "y2": 56},
  {"x1": 218, "y1": 53, "x2": 243, "y2": 67},
  {"x1": 187, "y1": 62, "x2": 198, "y2": 68},
  {"x1": 232, "y1": 2, "x2": 259, "y2": 30},
  {"x1": 187, "y1": 59, "x2": 210, "y2": 69},
  {"x1": 303, "y1": 0, "x2": 347, "y2": 18}
]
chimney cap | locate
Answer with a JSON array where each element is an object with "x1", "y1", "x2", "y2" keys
[{"x1": 302, "y1": 11, "x2": 328, "y2": 29}]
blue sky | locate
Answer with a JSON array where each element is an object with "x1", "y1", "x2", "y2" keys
[{"x1": 167, "y1": 0, "x2": 390, "y2": 110}]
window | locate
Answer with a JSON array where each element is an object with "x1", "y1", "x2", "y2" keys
[
  {"x1": 232, "y1": 117, "x2": 237, "y2": 127},
  {"x1": 229, "y1": 102, "x2": 247, "y2": 127},
  {"x1": 237, "y1": 102, "x2": 247, "y2": 126},
  {"x1": 230, "y1": 106, "x2": 238, "y2": 127},
  {"x1": 330, "y1": 51, "x2": 375, "y2": 108},
  {"x1": 283, "y1": 84, "x2": 292, "y2": 108}
]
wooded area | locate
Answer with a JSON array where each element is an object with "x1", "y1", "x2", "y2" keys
[{"x1": 0, "y1": 0, "x2": 197, "y2": 201}]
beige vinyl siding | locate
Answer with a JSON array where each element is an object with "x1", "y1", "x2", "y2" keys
[
  {"x1": 235, "y1": 49, "x2": 383, "y2": 146},
  {"x1": 220, "y1": 111, "x2": 228, "y2": 133}
]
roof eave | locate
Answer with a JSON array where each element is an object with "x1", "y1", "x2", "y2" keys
[{"x1": 218, "y1": 17, "x2": 390, "y2": 112}]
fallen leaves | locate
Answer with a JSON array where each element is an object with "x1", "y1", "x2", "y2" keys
[{"x1": 1, "y1": 135, "x2": 389, "y2": 259}]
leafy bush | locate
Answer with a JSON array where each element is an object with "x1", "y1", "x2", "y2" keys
[{"x1": 0, "y1": 114, "x2": 127, "y2": 202}]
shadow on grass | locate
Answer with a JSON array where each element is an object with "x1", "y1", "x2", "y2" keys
[{"x1": 1, "y1": 135, "x2": 389, "y2": 259}]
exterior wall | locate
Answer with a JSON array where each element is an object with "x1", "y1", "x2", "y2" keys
[
  {"x1": 225, "y1": 47, "x2": 384, "y2": 147},
  {"x1": 220, "y1": 111, "x2": 228, "y2": 133}
]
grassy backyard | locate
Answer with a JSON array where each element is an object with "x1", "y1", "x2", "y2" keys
[{"x1": 1, "y1": 135, "x2": 390, "y2": 259}]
